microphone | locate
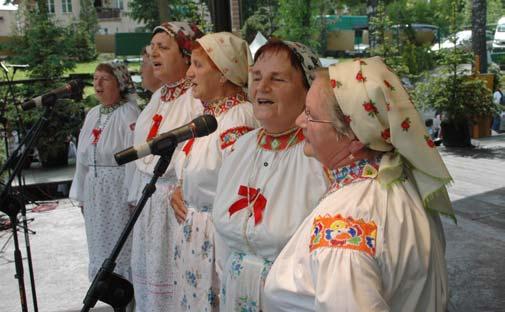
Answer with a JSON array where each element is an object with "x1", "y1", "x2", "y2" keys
[
  {"x1": 21, "y1": 80, "x2": 84, "y2": 111},
  {"x1": 114, "y1": 115, "x2": 218, "y2": 165}
]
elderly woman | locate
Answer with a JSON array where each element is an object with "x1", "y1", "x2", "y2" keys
[
  {"x1": 69, "y1": 61, "x2": 140, "y2": 282},
  {"x1": 169, "y1": 32, "x2": 258, "y2": 311},
  {"x1": 128, "y1": 22, "x2": 203, "y2": 312},
  {"x1": 212, "y1": 39, "x2": 329, "y2": 311},
  {"x1": 140, "y1": 46, "x2": 163, "y2": 93},
  {"x1": 265, "y1": 57, "x2": 452, "y2": 311}
]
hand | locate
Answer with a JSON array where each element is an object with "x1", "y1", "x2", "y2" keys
[{"x1": 171, "y1": 186, "x2": 187, "y2": 224}]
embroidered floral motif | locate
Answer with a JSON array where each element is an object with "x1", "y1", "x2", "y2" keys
[
  {"x1": 207, "y1": 287, "x2": 218, "y2": 307},
  {"x1": 330, "y1": 79, "x2": 342, "y2": 88},
  {"x1": 381, "y1": 128, "x2": 391, "y2": 141},
  {"x1": 401, "y1": 117, "x2": 411, "y2": 131},
  {"x1": 202, "y1": 91, "x2": 247, "y2": 116},
  {"x1": 257, "y1": 128, "x2": 305, "y2": 151},
  {"x1": 237, "y1": 296, "x2": 259, "y2": 312},
  {"x1": 183, "y1": 223, "x2": 192, "y2": 242},
  {"x1": 363, "y1": 100, "x2": 378, "y2": 117},
  {"x1": 174, "y1": 245, "x2": 181, "y2": 261},
  {"x1": 160, "y1": 78, "x2": 192, "y2": 102},
  {"x1": 260, "y1": 258, "x2": 274, "y2": 280},
  {"x1": 185, "y1": 270, "x2": 200, "y2": 288},
  {"x1": 181, "y1": 294, "x2": 188, "y2": 310},
  {"x1": 220, "y1": 126, "x2": 254, "y2": 149},
  {"x1": 201, "y1": 240, "x2": 212, "y2": 259},
  {"x1": 230, "y1": 252, "x2": 245, "y2": 278},
  {"x1": 309, "y1": 214, "x2": 377, "y2": 256},
  {"x1": 356, "y1": 70, "x2": 366, "y2": 82},
  {"x1": 424, "y1": 135, "x2": 435, "y2": 148}
]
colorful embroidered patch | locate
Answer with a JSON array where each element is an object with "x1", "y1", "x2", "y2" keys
[
  {"x1": 309, "y1": 214, "x2": 377, "y2": 257},
  {"x1": 203, "y1": 92, "x2": 247, "y2": 117},
  {"x1": 220, "y1": 126, "x2": 254, "y2": 149}
]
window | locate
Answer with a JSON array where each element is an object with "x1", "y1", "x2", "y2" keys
[
  {"x1": 62, "y1": 0, "x2": 72, "y2": 13},
  {"x1": 114, "y1": 0, "x2": 124, "y2": 10},
  {"x1": 47, "y1": 0, "x2": 55, "y2": 13}
]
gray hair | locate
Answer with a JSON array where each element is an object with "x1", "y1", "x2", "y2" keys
[{"x1": 313, "y1": 68, "x2": 354, "y2": 138}]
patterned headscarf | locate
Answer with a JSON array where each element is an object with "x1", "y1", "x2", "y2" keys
[
  {"x1": 329, "y1": 57, "x2": 454, "y2": 219},
  {"x1": 283, "y1": 41, "x2": 321, "y2": 86},
  {"x1": 196, "y1": 32, "x2": 252, "y2": 87},
  {"x1": 106, "y1": 61, "x2": 135, "y2": 95},
  {"x1": 153, "y1": 21, "x2": 204, "y2": 57}
]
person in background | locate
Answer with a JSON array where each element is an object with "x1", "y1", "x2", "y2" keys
[
  {"x1": 212, "y1": 39, "x2": 329, "y2": 311},
  {"x1": 128, "y1": 22, "x2": 203, "y2": 312},
  {"x1": 140, "y1": 45, "x2": 163, "y2": 93},
  {"x1": 69, "y1": 61, "x2": 140, "y2": 283},
  {"x1": 492, "y1": 87, "x2": 502, "y2": 132},
  {"x1": 170, "y1": 32, "x2": 258, "y2": 311},
  {"x1": 265, "y1": 57, "x2": 452, "y2": 311}
]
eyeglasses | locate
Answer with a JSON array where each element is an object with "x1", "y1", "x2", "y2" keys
[{"x1": 304, "y1": 107, "x2": 333, "y2": 124}]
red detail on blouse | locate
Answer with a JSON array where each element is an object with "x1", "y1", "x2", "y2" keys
[
  {"x1": 182, "y1": 138, "x2": 195, "y2": 156},
  {"x1": 257, "y1": 128, "x2": 305, "y2": 151},
  {"x1": 228, "y1": 185, "x2": 267, "y2": 225},
  {"x1": 92, "y1": 128, "x2": 102, "y2": 145},
  {"x1": 219, "y1": 126, "x2": 254, "y2": 150},
  {"x1": 147, "y1": 114, "x2": 163, "y2": 140}
]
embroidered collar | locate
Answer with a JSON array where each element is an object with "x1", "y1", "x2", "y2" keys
[
  {"x1": 324, "y1": 157, "x2": 381, "y2": 195},
  {"x1": 160, "y1": 78, "x2": 192, "y2": 102},
  {"x1": 257, "y1": 127, "x2": 305, "y2": 151},
  {"x1": 99, "y1": 102, "x2": 122, "y2": 114},
  {"x1": 202, "y1": 91, "x2": 247, "y2": 116}
]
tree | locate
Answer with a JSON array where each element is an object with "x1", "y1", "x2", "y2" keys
[
  {"x1": 129, "y1": 0, "x2": 210, "y2": 32},
  {"x1": 472, "y1": 0, "x2": 487, "y2": 73}
]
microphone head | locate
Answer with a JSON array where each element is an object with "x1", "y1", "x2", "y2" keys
[{"x1": 192, "y1": 115, "x2": 218, "y2": 137}]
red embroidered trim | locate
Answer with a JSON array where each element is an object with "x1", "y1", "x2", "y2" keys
[
  {"x1": 202, "y1": 92, "x2": 247, "y2": 117},
  {"x1": 220, "y1": 126, "x2": 254, "y2": 150},
  {"x1": 160, "y1": 78, "x2": 192, "y2": 102},
  {"x1": 91, "y1": 128, "x2": 102, "y2": 145},
  {"x1": 309, "y1": 214, "x2": 377, "y2": 256},
  {"x1": 257, "y1": 128, "x2": 305, "y2": 151},
  {"x1": 182, "y1": 138, "x2": 195, "y2": 156}
]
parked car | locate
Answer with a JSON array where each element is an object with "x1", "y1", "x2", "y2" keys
[{"x1": 431, "y1": 29, "x2": 493, "y2": 52}]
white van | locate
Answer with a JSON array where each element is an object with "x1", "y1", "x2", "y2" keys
[{"x1": 492, "y1": 16, "x2": 505, "y2": 51}]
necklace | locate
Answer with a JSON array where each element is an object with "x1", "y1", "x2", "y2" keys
[{"x1": 92, "y1": 104, "x2": 119, "y2": 176}]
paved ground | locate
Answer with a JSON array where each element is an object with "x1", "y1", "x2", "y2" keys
[{"x1": 1, "y1": 134, "x2": 504, "y2": 312}]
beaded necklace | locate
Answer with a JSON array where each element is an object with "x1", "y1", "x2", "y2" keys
[{"x1": 92, "y1": 103, "x2": 121, "y2": 176}]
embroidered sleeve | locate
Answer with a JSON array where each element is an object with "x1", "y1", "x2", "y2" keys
[
  {"x1": 309, "y1": 214, "x2": 377, "y2": 257},
  {"x1": 219, "y1": 126, "x2": 254, "y2": 150}
]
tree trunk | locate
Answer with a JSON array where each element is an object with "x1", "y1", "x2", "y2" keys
[
  {"x1": 472, "y1": 0, "x2": 488, "y2": 73},
  {"x1": 157, "y1": 0, "x2": 169, "y2": 24},
  {"x1": 367, "y1": 0, "x2": 379, "y2": 50}
]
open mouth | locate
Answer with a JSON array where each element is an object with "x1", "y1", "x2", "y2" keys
[
  {"x1": 256, "y1": 98, "x2": 274, "y2": 105},
  {"x1": 152, "y1": 61, "x2": 162, "y2": 69}
]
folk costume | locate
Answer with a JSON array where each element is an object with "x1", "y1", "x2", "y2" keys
[
  {"x1": 70, "y1": 61, "x2": 140, "y2": 281},
  {"x1": 212, "y1": 41, "x2": 328, "y2": 312},
  {"x1": 128, "y1": 22, "x2": 203, "y2": 312},
  {"x1": 171, "y1": 33, "x2": 259, "y2": 312},
  {"x1": 265, "y1": 57, "x2": 453, "y2": 312}
]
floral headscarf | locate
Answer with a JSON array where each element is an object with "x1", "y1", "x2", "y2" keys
[
  {"x1": 329, "y1": 57, "x2": 454, "y2": 219},
  {"x1": 153, "y1": 21, "x2": 204, "y2": 57},
  {"x1": 196, "y1": 32, "x2": 252, "y2": 87},
  {"x1": 283, "y1": 41, "x2": 321, "y2": 86},
  {"x1": 107, "y1": 61, "x2": 135, "y2": 95}
]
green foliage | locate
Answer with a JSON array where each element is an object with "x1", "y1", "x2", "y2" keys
[
  {"x1": 241, "y1": 6, "x2": 277, "y2": 43},
  {"x1": 128, "y1": 0, "x2": 211, "y2": 32},
  {"x1": 413, "y1": 0, "x2": 496, "y2": 123},
  {"x1": 67, "y1": 25, "x2": 98, "y2": 62}
]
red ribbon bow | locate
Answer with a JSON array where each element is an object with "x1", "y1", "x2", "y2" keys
[
  {"x1": 228, "y1": 185, "x2": 267, "y2": 225},
  {"x1": 147, "y1": 114, "x2": 163, "y2": 140},
  {"x1": 92, "y1": 128, "x2": 102, "y2": 145}
]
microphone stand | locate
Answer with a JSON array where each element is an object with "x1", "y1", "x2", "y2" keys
[
  {"x1": 0, "y1": 105, "x2": 54, "y2": 312},
  {"x1": 81, "y1": 144, "x2": 177, "y2": 312}
]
